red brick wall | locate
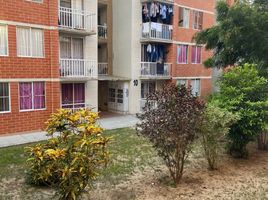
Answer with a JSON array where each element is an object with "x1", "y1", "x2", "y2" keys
[
  {"x1": 0, "y1": 0, "x2": 60, "y2": 135},
  {"x1": 167, "y1": 0, "x2": 216, "y2": 97},
  {"x1": 0, "y1": 82, "x2": 60, "y2": 135},
  {"x1": 0, "y1": 0, "x2": 58, "y2": 26}
]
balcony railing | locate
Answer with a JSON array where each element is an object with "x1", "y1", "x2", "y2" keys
[
  {"x1": 98, "y1": 25, "x2": 107, "y2": 39},
  {"x1": 98, "y1": 63, "x2": 108, "y2": 75},
  {"x1": 60, "y1": 59, "x2": 97, "y2": 78},
  {"x1": 140, "y1": 99, "x2": 157, "y2": 112},
  {"x1": 142, "y1": 22, "x2": 172, "y2": 41},
  {"x1": 140, "y1": 62, "x2": 171, "y2": 78},
  {"x1": 141, "y1": 0, "x2": 174, "y2": 4},
  {"x1": 59, "y1": 7, "x2": 96, "y2": 32}
]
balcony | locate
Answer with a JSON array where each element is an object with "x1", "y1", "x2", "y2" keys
[
  {"x1": 58, "y1": 7, "x2": 96, "y2": 35},
  {"x1": 98, "y1": 63, "x2": 108, "y2": 75},
  {"x1": 140, "y1": 99, "x2": 157, "y2": 112},
  {"x1": 60, "y1": 59, "x2": 97, "y2": 79},
  {"x1": 98, "y1": 25, "x2": 107, "y2": 39},
  {"x1": 141, "y1": 22, "x2": 173, "y2": 42},
  {"x1": 141, "y1": 0, "x2": 174, "y2": 5},
  {"x1": 140, "y1": 62, "x2": 171, "y2": 79}
]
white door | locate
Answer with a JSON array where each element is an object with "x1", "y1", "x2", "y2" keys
[{"x1": 108, "y1": 82, "x2": 129, "y2": 113}]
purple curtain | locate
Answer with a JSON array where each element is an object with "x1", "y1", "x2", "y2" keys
[
  {"x1": 33, "y1": 82, "x2": 45, "y2": 109},
  {"x1": 74, "y1": 83, "x2": 85, "y2": 108},
  {"x1": 178, "y1": 45, "x2": 188, "y2": 64},
  {"x1": 20, "y1": 83, "x2": 32, "y2": 110},
  {"x1": 62, "y1": 83, "x2": 73, "y2": 108},
  {"x1": 197, "y1": 47, "x2": 201, "y2": 63},
  {"x1": 192, "y1": 46, "x2": 197, "y2": 63}
]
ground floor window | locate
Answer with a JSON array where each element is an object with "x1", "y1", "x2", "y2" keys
[
  {"x1": 19, "y1": 82, "x2": 45, "y2": 111},
  {"x1": 141, "y1": 81, "x2": 156, "y2": 99},
  {"x1": 0, "y1": 82, "x2": 10, "y2": 112},
  {"x1": 190, "y1": 79, "x2": 201, "y2": 96},
  {"x1": 61, "y1": 83, "x2": 85, "y2": 109},
  {"x1": 177, "y1": 79, "x2": 188, "y2": 87}
]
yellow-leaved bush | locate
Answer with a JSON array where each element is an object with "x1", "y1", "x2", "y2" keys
[{"x1": 25, "y1": 109, "x2": 110, "y2": 200}]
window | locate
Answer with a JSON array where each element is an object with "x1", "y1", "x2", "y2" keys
[
  {"x1": 61, "y1": 83, "x2": 85, "y2": 110},
  {"x1": 0, "y1": 83, "x2": 10, "y2": 113},
  {"x1": 190, "y1": 79, "x2": 201, "y2": 96},
  {"x1": 177, "y1": 45, "x2": 188, "y2": 64},
  {"x1": 17, "y1": 27, "x2": 44, "y2": 57},
  {"x1": 141, "y1": 81, "x2": 156, "y2": 99},
  {"x1": 0, "y1": 25, "x2": 8, "y2": 56},
  {"x1": 27, "y1": 0, "x2": 43, "y2": 3},
  {"x1": 191, "y1": 46, "x2": 202, "y2": 64},
  {"x1": 177, "y1": 79, "x2": 188, "y2": 87},
  {"x1": 19, "y1": 82, "x2": 45, "y2": 111},
  {"x1": 193, "y1": 11, "x2": 203, "y2": 30},
  {"x1": 179, "y1": 7, "x2": 190, "y2": 28}
]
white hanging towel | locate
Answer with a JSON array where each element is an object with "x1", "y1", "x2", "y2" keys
[{"x1": 143, "y1": 23, "x2": 150, "y2": 33}]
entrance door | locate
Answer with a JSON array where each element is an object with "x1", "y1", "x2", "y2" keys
[{"x1": 108, "y1": 82, "x2": 129, "y2": 113}]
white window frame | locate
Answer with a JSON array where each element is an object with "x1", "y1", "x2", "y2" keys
[
  {"x1": 192, "y1": 46, "x2": 202, "y2": 64},
  {"x1": 190, "y1": 79, "x2": 201, "y2": 97},
  {"x1": 16, "y1": 27, "x2": 44, "y2": 58},
  {"x1": 179, "y1": 7, "x2": 190, "y2": 28},
  {"x1": 19, "y1": 82, "x2": 46, "y2": 112},
  {"x1": 0, "y1": 24, "x2": 9, "y2": 56},
  {"x1": 61, "y1": 83, "x2": 86, "y2": 110},
  {"x1": 192, "y1": 10, "x2": 203, "y2": 30},
  {"x1": 177, "y1": 79, "x2": 188, "y2": 87},
  {"x1": 0, "y1": 82, "x2": 11, "y2": 113},
  {"x1": 177, "y1": 44, "x2": 189, "y2": 64},
  {"x1": 26, "y1": 0, "x2": 43, "y2": 3}
]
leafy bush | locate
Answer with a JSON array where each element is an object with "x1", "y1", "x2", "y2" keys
[
  {"x1": 26, "y1": 109, "x2": 110, "y2": 200},
  {"x1": 137, "y1": 83, "x2": 204, "y2": 185},
  {"x1": 200, "y1": 102, "x2": 239, "y2": 170},
  {"x1": 214, "y1": 64, "x2": 268, "y2": 158}
]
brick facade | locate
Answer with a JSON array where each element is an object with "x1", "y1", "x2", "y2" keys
[
  {"x1": 163, "y1": 0, "x2": 216, "y2": 96},
  {"x1": 0, "y1": 0, "x2": 60, "y2": 135}
]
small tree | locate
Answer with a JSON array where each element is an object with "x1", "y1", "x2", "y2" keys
[
  {"x1": 26, "y1": 109, "x2": 110, "y2": 200},
  {"x1": 137, "y1": 83, "x2": 204, "y2": 185},
  {"x1": 200, "y1": 102, "x2": 239, "y2": 170},
  {"x1": 214, "y1": 64, "x2": 268, "y2": 158}
]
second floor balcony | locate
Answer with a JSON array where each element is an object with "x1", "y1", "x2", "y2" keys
[
  {"x1": 141, "y1": 22, "x2": 173, "y2": 42},
  {"x1": 98, "y1": 62, "x2": 108, "y2": 76},
  {"x1": 58, "y1": 7, "x2": 96, "y2": 34},
  {"x1": 140, "y1": 62, "x2": 171, "y2": 79},
  {"x1": 60, "y1": 59, "x2": 97, "y2": 79}
]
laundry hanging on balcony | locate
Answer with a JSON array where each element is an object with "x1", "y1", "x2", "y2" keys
[{"x1": 142, "y1": 2, "x2": 173, "y2": 24}]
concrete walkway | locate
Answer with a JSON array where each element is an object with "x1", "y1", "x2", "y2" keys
[{"x1": 0, "y1": 115, "x2": 139, "y2": 148}]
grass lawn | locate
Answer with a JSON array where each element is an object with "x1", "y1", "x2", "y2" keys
[{"x1": 0, "y1": 128, "x2": 268, "y2": 200}]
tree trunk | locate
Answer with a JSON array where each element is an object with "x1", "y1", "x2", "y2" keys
[{"x1": 257, "y1": 131, "x2": 268, "y2": 150}]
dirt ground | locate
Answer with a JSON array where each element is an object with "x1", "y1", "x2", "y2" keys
[{"x1": 89, "y1": 149, "x2": 268, "y2": 200}]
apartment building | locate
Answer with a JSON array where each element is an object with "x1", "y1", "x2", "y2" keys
[{"x1": 0, "y1": 0, "x2": 220, "y2": 135}]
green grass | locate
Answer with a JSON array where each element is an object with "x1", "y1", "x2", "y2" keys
[{"x1": 0, "y1": 128, "x2": 160, "y2": 199}]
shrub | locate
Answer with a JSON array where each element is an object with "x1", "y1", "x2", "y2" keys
[
  {"x1": 137, "y1": 83, "x2": 204, "y2": 185},
  {"x1": 214, "y1": 64, "x2": 268, "y2": 158},
  {"x1": 25, "y1": 109, "x2": 110, "y2": 200},
  {"x1": 200, "y1": 102, "x2": 239, "y2": 170}
]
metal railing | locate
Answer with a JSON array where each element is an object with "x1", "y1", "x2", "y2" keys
[
  {"x1": 142, "y1": 22, "x2": 173, "y2": 41},
  {"x1": 140, "y1": 99, "x2": 157, "y2": 112},
  {"x1": 58, "y1": 7, "x2": 96, "y2": 32},
  {"x1": 140, "y1": 62, "x2": 171, "y2": 78},
  {"x1": 60, "y1": 59, "x2": 97, "y2": 78},
  {"x1": 98, "y1": 63, "x2": 108, "y2": 75},
  {"x1": 98, "y1": 25, "x2": 107, "y2": 39}
]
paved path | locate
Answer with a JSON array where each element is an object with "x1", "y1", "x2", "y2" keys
[{"x1": 0, "y1": 115, "x2": 139, "y2": 148}]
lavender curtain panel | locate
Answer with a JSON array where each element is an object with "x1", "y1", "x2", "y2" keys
[
  {"x1": 61, "y1": 83, "x2": 73, "y2": 108},
  {"x1": 33, "y1": 82, "x2": 45, "y2": 109},
  {"x1": 192, "y1": 46, "x2": 201, "y2": 63},
  {"x1": 74, "y1": 83, "x2": 85, "y2": 108},
  {"x1": 177, "y1": 45, "x2": 188, "y2": 64},
  {"x1": 20, "y1": 83, "x2": 32, "y2": 110}
]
